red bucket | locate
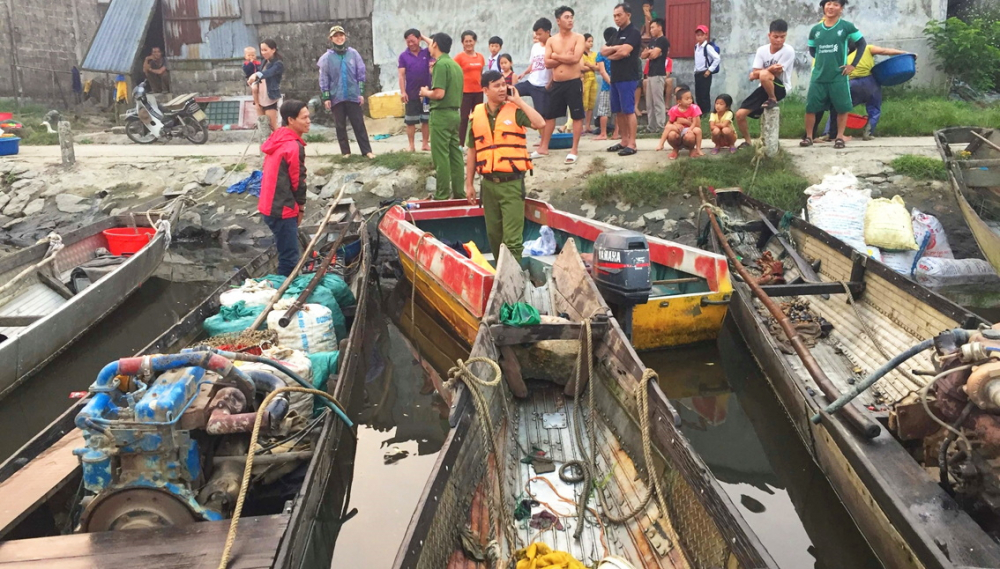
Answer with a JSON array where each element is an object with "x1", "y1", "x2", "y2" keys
[
  {"x1": 102, "y1": 227, "x2": 155, "y2": 256},
  {"x1": 846, "y1": 113, "x2": 868, "y2": 130},
  {"x1": 0, "y1": 112, "x2": 12, "y2": 122}
]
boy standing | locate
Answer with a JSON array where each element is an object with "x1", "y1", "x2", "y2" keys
[
  {"x1": 735, "y1": 19, "x2": 795, "y2": 148},
  {"x1": 802, "y1": 0, "x2": 866, "y2": 148},
  {"x1": 593, "y1": 27, "x2": 615, "y2": 140},
  {"x1": 515, "y1": 19, "x2": 553, "y2": 121},
  {"x1": 692, "y1": 25, "x2": 719, "y2": 115},
  {"x1": 486, "y1": 37, "x2": 503, "y2": 72},
  {"x1": 641, "y1": 18, "x2": 669, "y2": 134}
]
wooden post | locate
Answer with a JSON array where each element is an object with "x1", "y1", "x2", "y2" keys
[
  {"x1": 58, "y1": 121, "x2": 75, "y2": 166},
  {"x1": 762, "y1": 106, "x2": 780, "y2": 158},
  {"x1": 256, "y1": 115, "x2": 272, "y2": 156}
]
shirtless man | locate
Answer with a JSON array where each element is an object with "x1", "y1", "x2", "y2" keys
[{"x1": 538, "y1": 5, "x2": 586, "y2": 164}]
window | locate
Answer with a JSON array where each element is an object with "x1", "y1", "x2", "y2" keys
[{"x1": 666, "y1": 0, "x2": 711, "y2": 58}]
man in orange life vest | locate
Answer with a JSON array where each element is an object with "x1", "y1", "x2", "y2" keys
[{"x1": 465, "y1": 70, "x2": 545, "y2": 259}]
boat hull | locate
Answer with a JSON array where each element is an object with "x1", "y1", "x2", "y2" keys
[
  {"x1": 0, "y1": 218, "x2": 168, "y2": 401},
  {"x1": 380, "y1": 199, "x2": 732, "y2": 349},
  {"x1": 710, "y1": 191, "x2": 1000, "y2": 569}
]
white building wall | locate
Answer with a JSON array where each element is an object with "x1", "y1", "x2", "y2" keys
[
  {"x1": 679, "y1": 0, "x2": 950, "y2": 104},
  {"x1": 372, "y1": 0, "x2": 620, "y2": 94}
]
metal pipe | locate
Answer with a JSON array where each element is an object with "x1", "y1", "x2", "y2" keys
[
  {"x1": 702, "y1": 197, "x2": 881, "y2": 439},
  {"x1": 278, "y1": 225, "x2": 353, "y2": 328}
]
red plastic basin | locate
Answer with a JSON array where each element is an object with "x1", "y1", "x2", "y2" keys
[
  {"x1": 846, "y1": 113, "x2": 868, "y2": 130},
  {"x1": 0, "y1": 112, "x2": 12, "y2": 122},
  {"x1": 102, "y1": 227, "x2": 155, "y2": 256}
]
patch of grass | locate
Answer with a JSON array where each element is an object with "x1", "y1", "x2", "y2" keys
[
  {"x1": 330, "y1": 151, "x2": 434, "y2": 175},
  {"x1": 225, "y1": 162, "x2": 248, "y2": 173},
  {"x1": 313, "y1": 166, "x2": 333, "y2": 177},
  {"x1": 304, "y1": 133, "x2": 328, "y2": 143},
  {"x1": 584, "y1": 149, "x2": 810, "y2": 212},
  {"x1": 108, "y1": 182, "x2": 143, "y2": 194},
  {"x1": 741, "y1": 92, "x2": 1000, "y2": 139},
  {"x1": 890, "y1": 155, "x2": 948, "y2": 180},
  {"x1": 585, "y1": 156, "x2": 607, "y2": 176},
  {"x1": 78, "y1": 138, "x2": 93, "y2": 145},
  {"x1": 19, "y1": 127, "x2": 58, "y2": 146}
]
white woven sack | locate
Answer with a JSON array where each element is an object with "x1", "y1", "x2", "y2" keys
[
  {"x1": 914, "y1": 257, "x2": 1000, "y2": 288},
  {"x1": 805, "y1": 170, "x2": 870, "y2": 249},
  {"x1": 911, "y1": 209, "x2": 954, "y2": 259},
  {"x1": 267, "y1": 300, "x2": 336, "y2": 354},
  {"x1": 220, "y1": 278, "x2": 277, "y2": 307}
]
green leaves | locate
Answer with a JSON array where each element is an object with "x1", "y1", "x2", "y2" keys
[{"x1": 925, "y1": 17, "x2": 1000, "y2": 92}]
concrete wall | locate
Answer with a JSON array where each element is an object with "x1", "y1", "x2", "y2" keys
[
  {"x1": 674, "y1": 0, "x2": 949, "y2": 107},
  {"x1": 0, "y1": 0, "x2": 104, "y2": 102},
  {"x1": 371, "y1": 0, "x2": 620, "y2": 93}
]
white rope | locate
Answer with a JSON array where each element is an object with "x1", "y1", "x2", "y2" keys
[{"x1": 0, "y1": 233, "x2": 64, "y2": 298}]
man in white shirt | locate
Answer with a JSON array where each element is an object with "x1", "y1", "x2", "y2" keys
[
  {"x1": 514, "y1": 18, "x2": 553, "y2": 150},
  {"x1": 692, "y1": 24, "x2": 719, "y2": 116},
  {"x1": 735, "y1": 19, "x2": 795, "y2": 148}
]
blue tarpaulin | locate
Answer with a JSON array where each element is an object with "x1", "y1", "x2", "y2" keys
[{"x1": 227, "y1": 170, "x2": 263, "y2": 197}]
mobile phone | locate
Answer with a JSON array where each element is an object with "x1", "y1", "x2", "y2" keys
[{"x1": 506, "y1": 86, "x2": 514, "y2": 96}]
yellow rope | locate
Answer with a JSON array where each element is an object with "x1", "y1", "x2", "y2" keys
[{"x1": 216, "y1": 386, "x2": 351, "y2": 569}]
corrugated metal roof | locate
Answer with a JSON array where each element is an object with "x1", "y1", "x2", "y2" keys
[
  {"x1": 81, "y1": 0, "x2": 158, "y2": 74},
  {"x1": 163, "y1": 0, "x2": 257, "y2": 60}
]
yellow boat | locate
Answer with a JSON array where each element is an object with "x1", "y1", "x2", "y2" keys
[{"x1": 378, "y1": 198, "x2": 732, "y2": 350}]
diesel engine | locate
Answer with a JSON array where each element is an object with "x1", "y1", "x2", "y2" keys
[
  {"x1": 73, "y1": 350, "x2": 290, "y2": 532},
  {"x1": 930, "y1": 323, "x2": 1000, "y2": 535}
]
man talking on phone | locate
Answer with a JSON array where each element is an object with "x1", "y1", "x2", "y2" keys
[{"x1": 465, "y1": 70, "x2": 545, "y2": 260}]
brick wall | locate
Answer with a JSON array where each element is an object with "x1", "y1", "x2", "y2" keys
[{"x1": 0, "y1": 0, "x2": 104, "y2": 103}]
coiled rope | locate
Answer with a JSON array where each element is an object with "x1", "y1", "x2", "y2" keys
[
  {"x1": 570, "y1": 318, "x2": 671, "y2": 538},
  {"x1": 445, "y1": 356, "x2": 514, "y2": 568},
  {"x1": 217, "y1": 385, "x2": 352, "y2": 569}
]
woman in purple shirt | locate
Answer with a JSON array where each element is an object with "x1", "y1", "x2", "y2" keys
[{"x1": 398, "y1": 28, "x2": 434, "y2": 152}]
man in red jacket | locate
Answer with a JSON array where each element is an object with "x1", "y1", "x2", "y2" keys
[{"x1": 259, "y1": 99, "x2": 310, "y2": 276}]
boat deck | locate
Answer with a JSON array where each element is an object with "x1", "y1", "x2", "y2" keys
[{"x1": 453, "y1": 383, "x2": 686, "y2": 569}]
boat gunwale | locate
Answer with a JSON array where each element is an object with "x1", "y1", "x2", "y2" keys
[{"x1": 714, "y1": 189, "x2": 1000, "y2": 569}]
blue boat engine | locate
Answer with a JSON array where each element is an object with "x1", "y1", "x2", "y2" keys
[{"x1": 73, "y1": 352, "x2": 290, "y2": 532}]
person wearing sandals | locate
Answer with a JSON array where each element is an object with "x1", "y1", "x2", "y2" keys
[
  {"x1": 735, "y1": 19, "x2": 795, "y2": 150},
  {"x1": 710, "y1": 94, "x2": 737, "y2": 153},
  {"x1": 801, "y1": 0, "x2": 866, "y2": 149},
  {"x1": 655, "y1": 86, "x2": 703, "y2": 159}
]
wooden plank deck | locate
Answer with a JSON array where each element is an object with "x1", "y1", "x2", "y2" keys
[
  {"x1": 0, "y1": 429, "x2": 83, "y2": 539},
  {"x1": 0, "y1": 514, "x2": 288, "y2": 568}
]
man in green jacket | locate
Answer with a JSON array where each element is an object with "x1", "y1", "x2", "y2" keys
[{"x1": 420, "y1": 33, "x2": 464, "y2": 199}]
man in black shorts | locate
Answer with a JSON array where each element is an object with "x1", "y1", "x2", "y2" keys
[
  {"x1": 736, "y1": 19, "x2": 796, "y2": 148},
  {"x1": 398, "y1": 28, "x2": 434, "y2": 152},
  {"x1": 537, "y1": 6, "x2": 586, "y2": 164}
]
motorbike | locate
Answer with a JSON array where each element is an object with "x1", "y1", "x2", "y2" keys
[{"x1": 124, "y1": 81, "x2": 209, "y2": 144}]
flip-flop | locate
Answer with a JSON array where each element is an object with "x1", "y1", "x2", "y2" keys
[
  {"x1": 565, "y1": 153, "x2": 578, "y2": 164},
  {"x1": 730, "y1": 147, "x2": 738, "y2": 153},
  {"x1": 711, "y1": 147, "x2": 720, "y2": 155},
  {"x1": 834, "y1": 138, "x2": 846, "y2": 149},
  {"x1": 668, "y1": 150, "x2": 679, "y2": 160},
  {"x1": 606, "y1": 143, "x2": 624, "y2": 152},
  {"x1": 530, "y1": 151, "x2": 548, "y2": 159}
]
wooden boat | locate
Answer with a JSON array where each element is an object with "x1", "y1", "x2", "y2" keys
[
  {"x1": 378, "y1": 198, "x2": 732, "y2": 351},
  {"x1": 395, "y1": 240, "x2": 775, "y2": 568},
  {"x1": 704, "y1": 188, "x2": 1000, "y2": 569},
  {"x1": 0, "y1": 205, "x2": 376, "y2": 569},
  {"x1": 935, "y1": 126, "x2": 1000, "y2": 273},
  {"x1": 0, "y1": 215, "x2": 169, "y2": 401}
]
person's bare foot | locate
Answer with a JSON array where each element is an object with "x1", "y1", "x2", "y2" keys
[
  {"x1": 366, "y1": 152, "x2": 376, "y2": 159},
  {"x1": 840, "y1": 134, "x2": 853, "y2": 142},
  {"x1": 593, "y1": 135, "x2": 607, "y2": 141},
  {"x1": 421, "y1": 144, "x2": 430, "y2": 151},
  {"x1": 406, "y1": 146, "x2": 416, "y2": 152},
  {"x1": 611, "y1": 135, "x2": 620, "y2": 140},
  {"x1": 690, "y1": 149, "x2": 705, "y2": 158}
]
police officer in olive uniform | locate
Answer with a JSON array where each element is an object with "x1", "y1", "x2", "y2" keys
[{"x1": 465, "y1": 70, "x2": 545, "y2": 259}]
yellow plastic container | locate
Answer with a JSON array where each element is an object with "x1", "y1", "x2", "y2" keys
[{"x1": 368, "y1": 91, "x2": 404, "y2": 119}]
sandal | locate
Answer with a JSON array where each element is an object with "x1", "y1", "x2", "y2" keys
[
  {"x1": 737, "y1": 142, "x2": 751, "y2": 150},
  {"x1": 668, "y1": 150, "x2": 679, "y2": 160},
  {"x1": 607, "y1": 143, "x2": 624, "y2": 152},
  {"x1": 799, "y1": 137, "x2": 813, "y2": 147},
  {"x1": 711, "y1": 147, "x2": 720, "y2": 155},
  {"x1": 834, "y1": 138, "x2": 846, "y2": 149}
]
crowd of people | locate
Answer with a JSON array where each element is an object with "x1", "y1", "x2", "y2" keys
[{"x1": 133, "y1": 0, "x2": 912, "y2": 276}]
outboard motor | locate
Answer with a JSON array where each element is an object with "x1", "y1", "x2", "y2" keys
[{"x1": 592, "y1": 230, "x2": 651, "y2": 339}]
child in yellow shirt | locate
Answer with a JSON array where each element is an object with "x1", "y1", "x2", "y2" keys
[{"x1": 710, "y1": 94, "x2": 737, "y2": 153}]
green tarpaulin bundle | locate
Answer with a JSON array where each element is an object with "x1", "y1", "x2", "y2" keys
[
  {"x1": 203, "y1": 301, "x2": 264, "y2": 337},
  {"x1": 500, "y1": 302, "x2": 541, "y2": 327}
]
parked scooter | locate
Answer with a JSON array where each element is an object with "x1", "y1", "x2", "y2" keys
[{"x1": 124, "y1": 81, "x2": 209, "y2": 144}]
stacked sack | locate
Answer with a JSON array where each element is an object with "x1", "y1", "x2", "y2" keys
[{"x1": 805, "y1": 167, "x2": 1000, "y2": 287}]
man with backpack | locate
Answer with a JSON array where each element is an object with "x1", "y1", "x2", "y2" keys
[{"x1": 693, "y1": 25, "x2": 719, "y2": 116}]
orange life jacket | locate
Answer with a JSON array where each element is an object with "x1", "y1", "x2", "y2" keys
[{"x1": 470, "y1": 103, "x2": 533, "y2": 175}]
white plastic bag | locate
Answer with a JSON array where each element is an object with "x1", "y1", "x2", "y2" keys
[
  {"x1": 523, "y1": 225, "x2": 557, "y2": 256},
  {"x1": 914, "y1": 257, "x2": 1000, "y2": 287},
  {"x1": 881, "y1": 250, "x2": 920, "y2": 276},
  {"x1": 267, "y1": 299, "x2": 336, "y2": 354},
  {"x1": 911, "y1": 209, "x2": 954, "y2": 259},
  {"x1": 220, "y1": 278, "x2": 276, "y2": 307},
  {"x1": 805, "y1": 169, "x2": 870, "y2": 251}
]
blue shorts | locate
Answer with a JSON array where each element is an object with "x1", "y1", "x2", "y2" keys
[{"x1": 610, "y1": 80, "x2": 638, "y2": 115}]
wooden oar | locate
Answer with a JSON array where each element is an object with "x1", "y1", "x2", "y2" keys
[
  {"x1": 971, "y1": 130, "x2": 1000, "y2": 154},
  {"x1": 248, "y1": 184, "x2": 349, "y2": 331}
]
